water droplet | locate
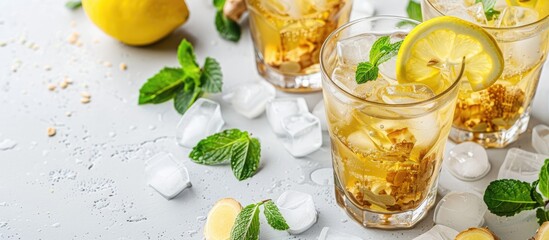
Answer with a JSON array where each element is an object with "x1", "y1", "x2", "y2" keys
[
  {"x1": 310, "y1": 168, "x2": 334, "y2": 186},
  {"x1": 51, "y1": 223, "x2": 60, "y2": 228},
  {"x1": 0, "y1": 139, "x2": 17, "y2": 151}
]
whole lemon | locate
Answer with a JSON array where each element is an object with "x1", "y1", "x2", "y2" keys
[{"x1": 82, "y1": 0, "x2": 189, "y2": 46}]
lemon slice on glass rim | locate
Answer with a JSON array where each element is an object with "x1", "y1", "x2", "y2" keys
[{"x1": 396, "y1": 16, "x2": 504, "y2": 94}]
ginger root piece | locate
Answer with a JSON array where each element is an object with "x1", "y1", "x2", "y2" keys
[
  {"x1": 223, "y1": 0, "x2": 247, "y2": 22},
  {"x1": 455, "y1": 227, "x2": 500, "y2": 240},
  {"x1": 532, "y1": 222, "x2": 549, "y2": 240},
  {"x1": 204, "y1": 198, "x2": 242, "y2": 240}
]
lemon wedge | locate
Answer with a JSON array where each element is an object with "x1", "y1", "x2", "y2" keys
[
  {"x1": 396, "y1": 16, "x2": 503, "y2": 93},
  {"x1": 204, "y1": 198, "x2": 242, "y2": 240},
  {"x1": 506, "y1": 0, "x2": 549, "y2": 18}
]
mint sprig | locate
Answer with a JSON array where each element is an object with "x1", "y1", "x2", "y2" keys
[
  {"x1": 230, "y1": 200, "x2": 289, "y2": 240},
  {"x1": 476, "y1": 0, "x2": 500, "y2": 21},
  {"x1": 190, "y1": 129, "x2": 261, "y2": 181},
  {"x1": 213, "y1": 0, "x2": 241, "y2": 42},
  {"x1": 406, "y1": 0, "x2": 422, "y2": 22},
  {"x1": 138, "y1": 39, "x2": 222, "y2": 114},
  {"x1": 65, "y1": 0, "x2": 82, "y2": 9},
  {"x1": 484, "y1": 159, "x2": 549, "y2": 225},
  {"x1": 355, "y1": 36, "x2": 402, "y2": 84}
]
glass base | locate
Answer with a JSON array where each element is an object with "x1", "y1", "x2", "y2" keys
[
  {"x1": 449, "y1": 109, "x2": 530, "y2": 148},
  {"x1": 334, "y1": 175, "x2": 437, "y2": 229},
  {"x1": 255, "y1": 54, "x2": 322, "y2": 93}
]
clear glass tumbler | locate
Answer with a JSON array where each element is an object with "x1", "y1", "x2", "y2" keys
[
  {"x1": 320, "y1": 16, "x2": 463, "y2": 228},
  {"x1": 246, "y1": 0, "x2": 353, "y2": 92},
  {"x1": 422, "y1": 0, "x2": 549, "y2": 148}
]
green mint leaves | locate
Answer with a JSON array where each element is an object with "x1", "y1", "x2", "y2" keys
[
  {"x1": 65, "y1": 0, "x2": 82, "y2": 9},
  {"x1": 355, "y1": 36, "x2": 402, "y2": 84},
  {"x1": 138, "y1": 39, "x2": 222, "y2": 114},
  {"x1": 230, "y1": 200, "x2": 289, "y2": 240},
  {"x1": 484, "y1": 159, "x2": 549, "y2": 225},
  {"x1": 190, "y1": 129, "x2": 261, "y2": 181},
  {"x1": 406, "y1": 0, "x2": 422, "y2": 22},
  {"x1": 476, "y1": 0, "x2": 500, "y2": 21},
  {"x1": 214, "y1": 0, "x2": 241, "y2": 42}
]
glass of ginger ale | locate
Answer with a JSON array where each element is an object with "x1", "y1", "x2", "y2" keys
[
  {"x1": 320, "y1": 15, "x2": 504, "y2": 228},
  {"x1": 245, "y1": 0, "x2": 352, "y2": 92},
  {"x1": 423, "y1": 0, "x2": 549, "y2": 147}
]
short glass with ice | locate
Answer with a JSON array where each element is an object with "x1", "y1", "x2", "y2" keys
[
  {"x1": 245, "y1": 0, "x2": 352, "y2": 92},
  {"x1": 320, "y1": 16, "x2": 462, "y2": 228},
  {"x1": 423, "y1": 0, "x2": 549, "y2": 147}
]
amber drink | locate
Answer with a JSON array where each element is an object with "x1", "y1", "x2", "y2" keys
[
  {"x1": 246, "y1": 0, "x2": 352, "y2": 92},
  {"x1": 423, "y1": 0, "x2": 549, "y2": 147},
  {"x1": 320, "y1": 17, "x2": 463, "y2": 228}
]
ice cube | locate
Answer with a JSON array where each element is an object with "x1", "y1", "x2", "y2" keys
[
  {"x1": 444, "y1": 142, "x2": 491, "y2": 181},
  {"x1": 312, "y1": 100, "x2": 328, "y2": 131},
  {"x1": 318, "y1": 227, "x2": 363, "y2": 240},
  {"x1": 145, "y1": 152, "x2": 191, "y2": 200},
  {"x1": 281, "y1": 112, "x2": 322, "y2": 157},
  {"x1": 412, "y1": 224, "x2": 459, "y2": 240},
  {"x1": 336, "y1": 34, "x2": 378, "y2": 65},
  {"x1": 331, "y1": 65, "x2": 389, "y2": 101},
  {"x1": 379, "y1": 83, "x2": 436, "y2": 104},
  {"x1": 276, "y1": 190, "x2": 317, "y2": 234},
  {"x1": 433, "y1": 191, "x2": 487, "y2": 232},
  {"x1": 465, "y1": 2, "x2": 488, "y2": 25},
  {"x1": 175, "y1": 98, "x2": 224, "y2": 148},
  {"x1": 484, "y1": 211, "x2": 540, "y2": 240},
  {"x1": 495, "y1": 6, "x2": 539, "y2": 28},
  {"x1": 498, "y1": 148, "x2": 549, "y2": 182},
  {"x1": 532, "y1": 124, "x2": 549, "y2": 155},
  {"x1": 354, "y1": 0, "x2": 376, "y2": 17},
  {"x1": 266, "y1": 98, "x2": 309, "y2": 136},
  {"x1": 223, "y1": 81, "x2": 276, "y2": 119}
]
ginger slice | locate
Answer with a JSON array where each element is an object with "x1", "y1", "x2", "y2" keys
[
  {"x1": 455, "y1": 227, "x2": 500, "y2": 240},
  {"x1": 223, "y1": 0, "x2": 247, "y2": 22},
  {"x1": 204, "y1": 198, "x2": 242, "y2": 240},
  {"x1": 532, "y1": 222, "x2": 549, "y2": 240}
]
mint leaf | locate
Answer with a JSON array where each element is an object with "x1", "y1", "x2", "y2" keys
[
  {"x1": 537, "y1": 208, "x2": 549, "y2": 225},
  {"x1": 65, "y1": 1, "x2": 82, "y2": 9},
  {"x1": 484, "y1": 179, "x2": 542, "y2": 217},
  {"x1": 215, "y1": 11, "x2": 241, "y2": 42},
  {"x1": 475, "y1": 0, "x2": 500, "y2": 21},
  {"x1": 263, "y1": 200, "x2": 289, "y2": 231},
  {"x1": 213, "y1": 0, "x2": 226, "y2": 11},
  {"x1": 177, "y1": 40, "x2": 201, "y2": 80},
  {"x1": 356, "y1": 62, "x2": 378, "y2": 84},
  {"x1": 406, "y1": 0, "x2": 422, "y2": 22},
  {"x1": 174, "y1": 85, "x2": 202, "y2": 114},
  {"x1": 355, "y1": 37, "x2": 402, "y2": 84},
  {"x1": 532, "y1": 180, "x2": 545, "y2": 206},
  {"x1": 138, "y1": 67, "x2": 184, "y2": 104},
  {"x1": 200, "y1": 57, "x2": 223, "y2": 93},
  {"x1": 539, "y1": 159, "x2": 549, "y2": 198},
  {"x1": 190, "y1": 129, "x2": 261, "y2": 180},
  {"x1": 231, "y1": 203, "x2": 261, "y2": 240}
]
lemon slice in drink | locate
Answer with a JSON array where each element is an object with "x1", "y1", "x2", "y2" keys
[
  {"x1": 506, "y1": 0, "x2": 549, "y2": 18},
  {"x1": 396, "y1": 16, "x2": 503, "y2": 93}
]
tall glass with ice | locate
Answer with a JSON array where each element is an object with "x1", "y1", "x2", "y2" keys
[
  {"x1": 423, "y1": 0, "x2": 549, "y2": 147},
  {"x1": 245, "y1": 0, "x2": 352, "y2": 92},
  {"x1": 320, "y1": 17, "x2": 462, "y2": 228}
]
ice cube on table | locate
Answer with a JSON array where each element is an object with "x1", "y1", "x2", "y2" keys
[
  {"x1": 433, "y1": 191, "x2": 487, "y2": 232},
  {"x1": 276, "y1": 190, "x2": 317, "y2": 234},
  {"x1": 145, "y1": 152, "x2": 191, "y2": 200},
  {"x1": 353, "y1": 0, "x2": 375, "y2": 17},
  {"x1": 281, "y1": 112, "x2": 322, "y2": 157},
  {"x1": 312, "y1": 100, "x2": 328, "y2": 131},
  {"x1": 532, "y1": 124, "x2": 549, "y2": 155},
  {"x1": 484, "y1": 211, "x2": 540, "y2": 240},
  {"x1": 498, "y1": 148, "x2": 549, "y2": 182},
  {"x1": 495, "y1": 6, "x2": 539, "y2": 28},
  {"x1": 379, "y1": 83, "x2": 436, "y2": 104},
  {"x1": 412, "y1": 224, "x2": 459, "y2": 240},
  {"x1": 318, "y1": 227, "x2": 363, "y2": 240},
  {"x1": 223, "y1": 81, "x2": 276, "y2": 119},
  {"x1": 266, "y1": 98, "x2": 309, "y2": 136},
  {"x1": 176, "y1": 98, "x2": 224, "y2": 148},
  {"x1": 444, "y1": 142, "x2": 490, "y2": 181}
]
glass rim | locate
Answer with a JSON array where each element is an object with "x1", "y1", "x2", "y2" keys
[
  {"x1": 319, "y1": 15, "x2": 464, "y2": 108},
  {"x1": 423, "y1": 0, "x2": 549, "y2": 31},
  {"x1": 244, "y1": 0, "x2": 350, "y2": 21}
]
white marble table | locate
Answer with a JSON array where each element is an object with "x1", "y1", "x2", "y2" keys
[{"x1": 1, "y1": 0, "x2": 548, "y2": 239}]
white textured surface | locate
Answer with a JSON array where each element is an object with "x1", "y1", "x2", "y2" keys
[{"x1": 0, "y1": 0, "x2": 548, "y2": 239}]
